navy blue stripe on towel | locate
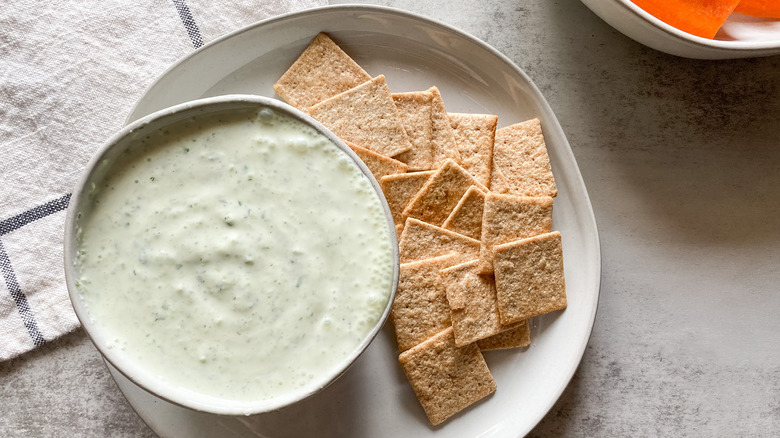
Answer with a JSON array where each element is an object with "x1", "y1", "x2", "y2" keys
[
  {"x1": 0, "y1": 193, "x2": 71, "y2": 236},
  {"x1": 0, "y1": 240, "x2": 45, "y2": 347},
  {"x1": 172, "y1": 0, "x2": 204, "y2": 49},
  {"x1": 0, "y1": 193, "x2": 71, "y2": 346}
]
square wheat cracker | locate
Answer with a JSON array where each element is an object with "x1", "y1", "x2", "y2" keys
[
  {"x1": 392, "y1": 90, "x2": 434, "y2": 170},
  {"x1": 346, "y1": 141, "x2": 407, "y2": 180},
  {"x1": 399, "y1": 218, "x2": 480, "y2": 264},
  {"x1": 477, "y1": 320, "x2": 530, "y2": 351},
  {"x1": 399, "y1": 327, "x2": 496, "y2": 426},
  {"x1": 442, "y1": 185, "x2": 485, "y2": 240},
  {"x1": 393, "y1": 87, "x2": 460, "y2": 171},
  {"x1": 490, "y1": 118, "x2": 557, "y2": 197},
  {"x1": 273, "y1": 33, "x2": 371, "y2": 110},
  {"x1": 493, "y1": 231, "x2": 567, "y2": 325},
  {"x1": 392, "y1": 254, "x2": 466, "y2": 352},
  {"x1": 478, "y1": 192, "x2": 553, "y2": 274},
  {"x1": 402, "y1": 159, "x2": 488, "y2": 227},
  {"x1": 380, "y1": 171, "x2": 435, "y2": 230},
  {"x1": 427, "y1": 87, "x2": 461, "y2": 168},
  {"x1": 308, "y1": 75, "x2": 412, "y2": 157},
  {"x1": 449, "y1": 113, "x2": 497, "y2": 188},
  {"x1": 441, "y1": 259, "x2": 524, "y2": 347}
]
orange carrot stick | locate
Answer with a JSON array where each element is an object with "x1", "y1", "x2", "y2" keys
[
  {"x1": 631, "y1": 0, "x2": 742, "y2": 39},
  {"x1": 734, "y1": 0, "x2": 780, "y2": 19}
]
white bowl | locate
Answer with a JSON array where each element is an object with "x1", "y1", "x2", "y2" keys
[
  {"x1": 63, "y1": 94, "x2": 399, "y2": 416},
  {"x1": 581, "y1": 0, "x2": 780, "y2": 59}
]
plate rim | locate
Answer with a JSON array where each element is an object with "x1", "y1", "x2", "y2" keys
[{"x1": 123, "y1": 4, "x2": 602, "y2": 437}]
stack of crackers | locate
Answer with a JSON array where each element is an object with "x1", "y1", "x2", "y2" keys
[{"x1": 274, "y1": 33, "x2": 568, "y2": 426}]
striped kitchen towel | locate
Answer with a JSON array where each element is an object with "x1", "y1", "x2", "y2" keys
[{"x1": 0, "y1": 0, "x2": 326, "y2": 361}]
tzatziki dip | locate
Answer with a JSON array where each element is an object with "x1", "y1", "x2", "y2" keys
[{"x1": 73, "y1": 105, "x2": 395, "y2": 407}]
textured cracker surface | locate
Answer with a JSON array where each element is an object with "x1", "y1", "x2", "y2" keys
[
  {"x1": 490, "y1": 118, "x2": 558, "y2": 197},
  {"x1": 399, "y1": 327, "x2": 496, "y2": 426},
  {"x1": 493, "y1": 231, "x2": 567, "y2": 325},
  {"x1": 449, "y1": 113, "x2": 497, "y2": 187},
  {"x1": 441, "y1": 260, "x2": 515, "y2": 347},
  {"x1": 477, "y1": 319, "x2": 531, "y2": 351},
  {"x1": 391, "y1": 255, "x2": 464, "y2": 352},
  {"x1": 308, "y1": 75, "x2": 412, "y2": 157},
  {"x1": 398, "y1": 218, "x2": 480, "y2": 264},
  {"x1": 346, "y1": 141, "x2": 407, "y2": 180},
  {"x1": 478, "y1": 193, "x2": 553, "y2": 274},
  {"x1": 428, "y1": 87, "x2": 461, "y2": 168},
  {"x1": 442, "y1": 185, "x2": 486, "y2": 240},
  {"x1": 402, "y1": 159, "x2": 489, "y2": 227},
  {"x1": 380, "y1": 171, "x2": 435, "y2": 229},
  {"x1": 392, "y1": 91, "x2": 435, "y2": 170},
  {"x1": 273, "y1": 33, "x2": 371, "y2": 110}
]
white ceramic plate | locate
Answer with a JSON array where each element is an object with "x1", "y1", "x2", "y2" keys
[
  {"x1": 581, "y1": 0, "x2": 780, "y2": 59},
  {"x1": 115, "y1": 5, "x2": 601, "y2": 437}
]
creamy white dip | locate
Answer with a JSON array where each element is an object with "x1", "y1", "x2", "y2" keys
[{"x1": 74, "y1": 107, "x2": 394, "y2": 405}]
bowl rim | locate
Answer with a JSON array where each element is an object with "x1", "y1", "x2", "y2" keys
[
  {"x1": 63, "y1": 94, "x2": 400, "y2": 416},
  {"x1": 615, "y1": 0, "x2": 780, "y2": 50}
]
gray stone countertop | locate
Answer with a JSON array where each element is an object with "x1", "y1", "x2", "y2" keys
[{"x1": 2, "y1": 1, "x2": 779, "y2": 436}]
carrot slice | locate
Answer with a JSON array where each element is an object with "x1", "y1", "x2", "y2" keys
[
  {"x1": 734, "y1": 0, "x2": 780, "y2": 19},
  {"x1": 630, "y1": 0, "x2": 742, "y2": 39}
]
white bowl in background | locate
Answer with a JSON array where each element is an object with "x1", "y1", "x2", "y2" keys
[{"x1": 581, "y1": 0, "x2": 780, "y2": 59}]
